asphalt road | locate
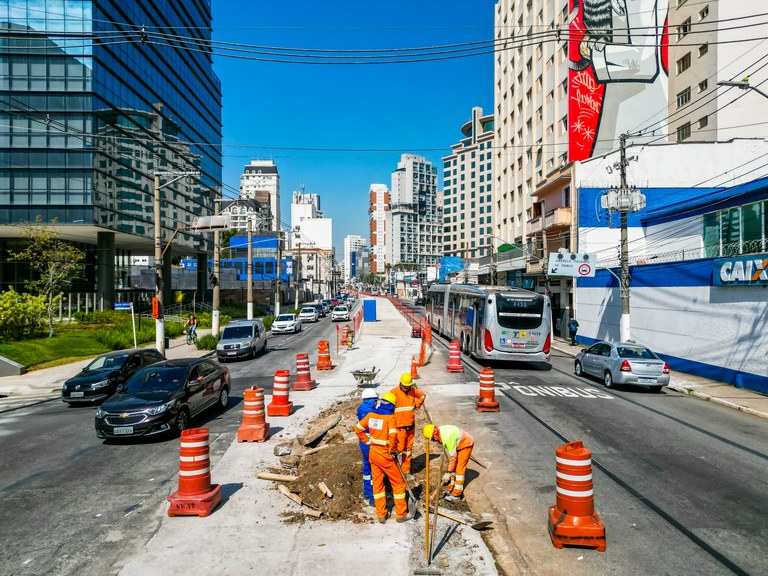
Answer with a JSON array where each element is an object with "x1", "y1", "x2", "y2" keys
[{"x1": 0, "y1": 312, "x2": 343, "y2": 576}]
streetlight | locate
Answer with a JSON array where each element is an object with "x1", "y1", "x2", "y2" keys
[{"x1": 717, "y1": 79, "x2": 768, "y2": 100}]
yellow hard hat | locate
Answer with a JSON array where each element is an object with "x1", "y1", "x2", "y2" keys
[
  {"x1": 380, "y1": 392, "x2": 397, "y2": 406},
  {"x1": 422, "y1": 424, "x2": 435, "y2": 439},
  {"x1": 400, "y1": 373, "x2": 413, "y2": 387}
]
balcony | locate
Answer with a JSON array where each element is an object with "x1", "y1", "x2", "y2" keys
[{"x1": 527, "y1": 207, "x2": 571, "y2": 234}]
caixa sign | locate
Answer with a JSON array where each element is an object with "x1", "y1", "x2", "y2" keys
[{"x1": 714, "y1": 254, "x2": 768, "y2": 286}]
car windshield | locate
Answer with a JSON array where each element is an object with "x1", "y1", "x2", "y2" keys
[
  {"x1": 222, "y1": 326, "x2": 252, "y2": 339},
  {"x1": 301, "y1": 308, "x2": 315, "y2": 314},
  {"x1": 86, "y1": 354, "x2": 129, "y2": 371},
  {"x1": 495, "y1": 293, "x2": 544, "y2": 330},
  {"x1": 335, "y1": 306, "x2": 348, "y2": 312},
  {"x1": 123, "y1": 366, "x2": 186, "y2": 393},
  {"x1": 617, "y1": 346, "x2": 657, "y2": 360},
  {"x1": 276, "y1": 315, "x2": 295, "y2": 322}
]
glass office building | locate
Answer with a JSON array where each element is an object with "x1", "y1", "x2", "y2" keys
[{"x1": 0, "y1": 0, "x2": 222, "y2": 305}]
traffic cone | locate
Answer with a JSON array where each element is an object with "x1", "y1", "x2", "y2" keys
[
  {"x1": 410, "y1": 356, "x2": 419, "y2": 380},
  {"x1": 267, "y1": 369, "x2": 294, "y2": 417},
  {"x1": 476, "y1": 367, "x2": 500, "y2": 412},
  {"x1": 316, "y1": 340, "x2": 332, "y2": 370},
  {"x1": 167, "y1": 427, "x2": 222, "y2": 517},
  {"x1": 447, "y1": 340, "x2": 464, "y2": 373},
  {"x1": 237, "y1": 386, "x2": 270, "y2": 442},
  {"x1": 293, "y1": 352, "x2": 317, "y2": 391},
  {"x1": 548, "y1": 441, "x2": 606, "y2": 552}
]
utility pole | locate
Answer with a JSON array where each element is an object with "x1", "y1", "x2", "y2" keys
[
  {"x1": 274, "y1": 230, "x2": 282, "y2": 317},
  {"x1": 212, "y1": 198, "x2": 221, "y2": 336},
  {"x1": 618, "y1": 134, "x2": 631, "y2": 342},
  {"x1": 294, "y1": 241, "x2": 302, "y2": 310},
  {"x1": 246, "y1": 218, "x2": 253, "y2": 320}
]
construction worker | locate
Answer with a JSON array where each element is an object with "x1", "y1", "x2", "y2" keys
[
  {"x1": 423, "y1": 423, "x2": 475, "y2": 502},
  {"x1": 355, "y1": 392, "x2": 409, "y2": 523},
  {"x1": 356, "y1": 388, "x2": 379, "y2": 506},
  {"x1": 389, "y1": 373, "x2": 425, "y2": 479}
]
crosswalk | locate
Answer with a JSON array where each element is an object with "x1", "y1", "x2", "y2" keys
[{"x1": 0, "y1": 394, "x2": 59, "y2": 414}]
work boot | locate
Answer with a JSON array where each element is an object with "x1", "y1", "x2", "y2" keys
[
  {"x1": 396, "y1": 516, "x2": 410, "y2": 523},
  {"x1": 377, "y1": 516, "x2": 387, "y2": 524},
  {"x1": 444, "y1": 494, "x2": 461, "y2": 503}
]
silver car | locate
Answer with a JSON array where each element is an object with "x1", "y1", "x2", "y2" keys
[
  {"x1": 271, "y1": 313, "x2": 302, "y2": 334},
  {"x1": 574, "y1": 341, "x2": 670, "y2": 392}
]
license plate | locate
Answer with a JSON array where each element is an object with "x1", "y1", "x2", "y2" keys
[
  {"x1": 70, "y1": 391, "x2": 85, "y2": 398},
  {"x1": 637, "y1": 378, "x2": 657, "y2": 383},
  {"x1": 113, "y1": 426, "x2": 134, "y2": 435},
  {"x1": 227, "y1": 351, "x2": 236, "y2": 356}
]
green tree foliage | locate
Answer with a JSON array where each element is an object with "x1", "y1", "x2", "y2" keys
[
  {"x1": 8, "y1": 217, "x2": 86, "y2": 337},
  {"x1": 0, "y1": 288, "x2": 48, "y2": 340}
]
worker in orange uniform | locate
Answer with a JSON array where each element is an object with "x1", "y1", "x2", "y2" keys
[
  {"x1": 423, "y1": 423, "x2": 474, "y2": 502},
  {"x1": 355, "y1": 392, "x2": 410, "y2": 523},
  {"x1": 389, "y1": 373, "x2": 425, "y2": 481}
]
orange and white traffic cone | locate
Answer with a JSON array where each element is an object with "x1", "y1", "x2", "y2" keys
[
  {"x1": 447, "y1": 340, "x2": 464, "y2": 373},
  {"x1": 410, "y1": 356, "x2": 419, "y2": 380},
  {"x1": 476, "y1": 367, "x2": 499, "y2": 412},
  {"x1": 316, "y1": 340, "x2": 332, "y2": 370},
  {"x1": 167, "y1": 427, "x2": 222, "y2": 517},
  {"x1": 293, "y1": 352, "x2": 317, "y2": 391},
  {"x1": 237, "y1": 386, "x2": 270, "y2": 442},
  {"x1": 548, "y1": 440, "x2": 606, "y2": 552},
  {"x1": 267, "y1": 369, "x2": 294, "y2": 417}
]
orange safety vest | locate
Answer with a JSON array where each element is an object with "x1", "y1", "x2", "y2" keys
[
  {"x1": 355, "y1": 412, "x2": 398, "y2": 456},
  {"x1": 389, "y1": 386, "x2": 426, "y2": 428}
]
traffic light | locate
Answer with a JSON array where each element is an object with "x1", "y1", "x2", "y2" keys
[{"x1": 151, "y1": 296, "x2": 162, "y2": 319}]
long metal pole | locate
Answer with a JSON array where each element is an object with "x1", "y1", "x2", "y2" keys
[
  {"x1": 212, "y1": 198, "x2": 221, "y2": 336},
  {"x1": 153, "y1": 175, "x2": 165, "y2": 355},
  {"x1": 247, "y1": 219, "x2": 253, "y2": 320},
  {"x1": 274, "y1": 231, "x2": 282, "y2": 317},
  {"x1": 294, "y1": 241, "x2": 301, "y2": 310},
  {"x1": 619, "y1": 134, "x2": 631, "y2": 342}
]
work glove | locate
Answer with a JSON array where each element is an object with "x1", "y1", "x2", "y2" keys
[{"x1": 442, "y1": 472, "x2": 454, "y2": 485}]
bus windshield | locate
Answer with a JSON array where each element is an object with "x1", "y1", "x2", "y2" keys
[{"x1": 495, "y1": 293, "x2": 544, "y2": 330}]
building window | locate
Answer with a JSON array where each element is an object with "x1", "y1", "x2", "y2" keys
[
  {"x1": 698, "y1": 116, "x2": 708, "y2": 129},
  {"x1": 677, "y1": 122, "x2": 691, "y2": 141},
  {"x1": 677, "y1": 17, "x2": 691, "y2": 40},
  {"x1": 698, "y1": 79, "x2": 708, "y2": 93},
  {"x1": 698, "y1": 43, "x2": 709, "y2": 57},
  {"x1": 676, "y1": 52, "x2": 691, "y2": 74},
  {"x1": 676, "y1": 87, "x2": 691, "y2": 108},
  {"x1": 699, "y1": 5, "x2": 709, "y2": 20}
]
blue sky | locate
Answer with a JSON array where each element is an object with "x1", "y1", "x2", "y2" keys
[{"x1": 211, "y1": 1, "x2": 495, "y2": 255}]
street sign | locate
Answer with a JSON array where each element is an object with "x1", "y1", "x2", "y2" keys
[
  {"x1": 547, "y1": 253, "x2": 597, "y2": 277},
  {"x1": 114, "y1": 302, "x2": 132, "y2": 310}
]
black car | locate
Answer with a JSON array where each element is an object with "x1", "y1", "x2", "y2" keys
[
  {"x1": 62, "y1": 349, "x2": 165, "y2": 405},
  {"x1": 415, "y1": 296, "x2": 426, "y2": 306},
  {"x1": 94, "y1": 358, "x2": 231, "y2": 439}
]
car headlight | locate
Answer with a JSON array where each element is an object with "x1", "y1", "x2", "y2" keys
[
  {"x1": 91, "y1": 379, "x2": 110, "y2": 389},
  {"x1": 145, "y1": 400, "x2": 175, "y2": 416},
  {"x1": 95, "y1": 408, "x2": 106, "y2": 418},
  {"x1": 216, "y1": 343, "x2": 224, "y2": 350}
]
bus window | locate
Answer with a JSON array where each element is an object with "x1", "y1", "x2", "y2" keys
[{"x1": 496, "y1": 294, "x2": 544, "y2": 330}]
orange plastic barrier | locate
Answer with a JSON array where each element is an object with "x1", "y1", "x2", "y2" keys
[
  {"x1": 317, "y1": 340, "x2": 332, "y2": 370},
  {"x1": 548, "y1": 441, "x2": 606, "y2": 552},
  {"x1": 476, "y1": 367, "x2": 500, "y2": 412},
  {"x1": 447, "y1": 340, "x2": 464, "y2": 373},
  {"x1": 293, "y1": 352, "x2": 317, "y2": 391},
  {"x1": 167, "y1": 427, "x2": 222, "y2": 517},
  {"x1": 410, "y1": 355, "x2": 420, "y2": 380},
  {"x1": 237, "y1": 386, "x2": 270, "y2": 442},
  {"x1": 267, "y1": 369, "x2": 294, "y2": 417}
]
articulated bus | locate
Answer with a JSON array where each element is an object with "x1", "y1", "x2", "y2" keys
[{"x1": 426, "y1": 284, "x2": 552, "y2": 363}]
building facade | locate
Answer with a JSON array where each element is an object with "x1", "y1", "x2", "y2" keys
[
  {"x1": 368, "y1": 184, "x2": 389, "y2": 274},
  {"x1": 0, "y1": 0, "x2": 222, "y2": 308},
  {"x1": 239, "y1": 160, "x2": 279, "y2": 231},
  {"x1": 289, "y1": 189, "x2": 333, "y2": 300},
  {"x1": 220, "y1": 198, "x2": 271, "y2": 233},
  {"x1": 343, "y1": 234, "x2": 366, "y2": 281}
]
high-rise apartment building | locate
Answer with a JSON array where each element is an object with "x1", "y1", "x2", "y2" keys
[
  {"x1": 289, "y1": 189, "x2": 333, "y2": 299},
  {"x1": 387, "y1": 154, "x2": 442, "y2": 275},
  {"x1": 443, "y1": 107, "x2": 495, "y2": 260},
  {"x1": 368, "y1": 184, "x2": 390, "y2": 274},
  {"x1": 0, "y1": 1, "x2": 222, "y2": 307},
  {"x1": 239, "y1": 160, "x2": 280, "y2": 232},
  {"x1": 343, "y1": 235, "x2": 367, "y2": 281}
]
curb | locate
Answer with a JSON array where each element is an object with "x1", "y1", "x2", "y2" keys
[{"x1": 666, "y1": 383, "x2": 768, "y2": 421}]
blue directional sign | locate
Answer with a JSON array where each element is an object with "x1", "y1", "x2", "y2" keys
[{"x1": 114, "y1": 302, "x2": 132, "y2": 310}]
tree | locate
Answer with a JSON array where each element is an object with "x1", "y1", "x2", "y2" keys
[{"x1": 8, "y1": 217, "x2": 86, "y2": 337}]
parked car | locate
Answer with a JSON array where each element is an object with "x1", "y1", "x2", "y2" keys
[
  {"x1": 299, "y1": 306, "x2": 320, "y2": 323},
  {"x1": 331, "y1": 305, "x2": 350, "y2": 322},
  {"x1": 321, "y1": 300, "x2": 332, "y2": 314},
  {"x1": 271, "y1": 313, "x2": 302, "y2": 334},
  {"x1": 311, "y1": 303, "x2": 326, "y2": 317},
  {"x1": 574, "y1": 341, "x2": 670, "y2": 392},
  {"x1": 415, "y1": 296, "x2": 426, "y2": 306},
  {"x1": 216, "y1": 319, "x2": 267, "y2": 362},
  {"x1": 94, "y1": 358, "x2": 231, "y2": 439},
  {"x1": 62, "y1": 349, "x2": 165, "y2": 405}
]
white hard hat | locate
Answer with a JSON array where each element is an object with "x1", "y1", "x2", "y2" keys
[{"x1": 361, "y1": 388, "x2": 378, "y2": 399}]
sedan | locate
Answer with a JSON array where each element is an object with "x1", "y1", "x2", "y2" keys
[
  {"x1": 312, "y1": 303, "x2": 326, "y2": 318},
  {"x1": 94, "y1": 358, "x2": 231, "y2": 439},
  {"x1": 299, "y1": 306, "x2": 319, "y2": 323},
  {"x1": 415, "y1": 296, "x2": 426, "y2": 306},
  {"x1": 62, "y1": 348, "x2": 165, "y2": 405},
  {"x1": 271, "y1": 313, "x2": 302, "y2": 334},
  {"x1": 575, "y1": 341, "x2": 670, "y2": 392},
  {"x1": 331, "y1": 305, "x2": 350, "y2": 322}
]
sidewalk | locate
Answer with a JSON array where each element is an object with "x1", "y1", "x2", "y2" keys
[{"x1": 552, "y1": 338, "x2": 768, "y2": 421}]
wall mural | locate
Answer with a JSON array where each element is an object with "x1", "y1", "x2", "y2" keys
[{"x1": 568, "y1": 0, "x2": 669, "y2": 161}]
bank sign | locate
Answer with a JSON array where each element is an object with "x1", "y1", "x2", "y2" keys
[{"x1": 714, "y1": 254, "x2": 768, "y2": 286}]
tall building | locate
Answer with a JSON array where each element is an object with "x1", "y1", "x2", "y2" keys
[
  {"x1": 289, "y1": 189, "x2": 333, "y2": 300},
  {"x1": 0, "y1": 1, "x2": 222, "y2": 307},
  {"x1": 343, "y1": 235, "x2": 367, "y2": 281},
  {"x1": 442, "y1": 107, "x2": 495, "y2": 260},
  {"x1": 368, "y1": 184, "x2": 390, "y2": 274},
  {"x1": 387, "y1": 154, "x2": 442, "y2": 277},
  {"x1": 239, "y1": 160, "x2": 280, "y2": 232}
]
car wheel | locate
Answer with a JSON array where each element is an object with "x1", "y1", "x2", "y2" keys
[
  {"x1": 574, "y1": 361, "x2": 583, "y2": 377},
  {"x1": 218, "y1": 385, "x2": 229, "y2": 410},
  {"x1": 649, "y1": 385, "x2": 662, "y2": 393},
  {"x1": 174, "y1": 408, "x2": 190, "y2": 435},
  {"x1": 603, "y1": 371, "x2": 614, "y2": 389}
]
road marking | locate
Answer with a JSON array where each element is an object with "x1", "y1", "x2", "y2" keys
[{"x1": 510, "y1": 384, "x2": 614, "y2": 399}]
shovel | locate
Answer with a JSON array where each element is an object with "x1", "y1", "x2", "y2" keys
[
  {"x1": 428, "y1": 507, "x2": 493, "y2": 531},
  {"x1": 393, "y1": 454, "x2": 418, "y2": 520}
]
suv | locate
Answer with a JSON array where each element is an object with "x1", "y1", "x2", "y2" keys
[
  {"x1": 299, "y1": 306, "x2": 319, "y2": 323},
  {"x1": 62, "y1": 348, "x2": 165, "y2": 405},
  {"x1": 217, "y1": 319, "x2": 267, "y2": 361},
  {"x1": 332, "y1": 305, "x2": 350, "y2": 322}
]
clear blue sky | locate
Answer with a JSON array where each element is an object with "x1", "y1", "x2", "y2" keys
[{"x1": 212, "y1": 1, "x2": 495, "y2": 255}]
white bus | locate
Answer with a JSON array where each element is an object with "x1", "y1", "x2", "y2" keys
[{"x1": 426, "y1": 284, "x2": 552, "y2": 363}]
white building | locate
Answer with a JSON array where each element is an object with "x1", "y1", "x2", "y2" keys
[
  {"x1": 240, "y1": 160, "x2": 280, "y2": 232},
  {"x1": 343, "y1": 235, "x2": 367, "y2": 281},
  {"x1": 289, "y1": 189, "x2": 333, "y2": 300},
  {"x1": 368, "y1": 184, "x2": 390, "y2": 275}
]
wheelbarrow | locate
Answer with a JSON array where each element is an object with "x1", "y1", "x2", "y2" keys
[{"x1": 351, "y1": 367, "x2": 379, "y2": 386}]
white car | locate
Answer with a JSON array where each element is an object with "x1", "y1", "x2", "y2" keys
[
  {"x1": 299, "y1": 306, "x2": 319, "y2": 323},
  {"x1": 271, "y1": 313, "x2": 302, "y2": 334},
  {"x1": 331, "y1": 305, "x2": 350, "y2": 322}
]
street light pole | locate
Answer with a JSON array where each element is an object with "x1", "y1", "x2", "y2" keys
[
  {"x1": 274, "y1": 230, "x2": 282, "y2": 317},
  {"x1": 294, "y1": 241, "x2": 302, "y2": 310},
  {"x1": 212, "y1": 198, "x2": 221, "y2": 336},
  {"x1": 717, "y1": 79, "x2": 768, "y2": 100},
  {"x1": 246, "y1": 218, "x2": 253, "y2": 320}
]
